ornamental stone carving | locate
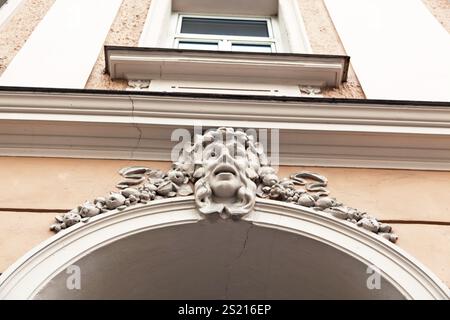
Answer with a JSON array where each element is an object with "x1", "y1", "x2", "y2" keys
[
  {"x1": 299, "y1": 86, "x2": 322, "y2": 97},
  {"x1": 127, "y1": 80, "x2": 150, "y2": 90},
  {"x1": 50, "y1": 127, "x2": 398, "y2": 243}
]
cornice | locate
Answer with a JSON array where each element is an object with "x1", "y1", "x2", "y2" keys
[
  {"x1": 1, "y1": 88, "x2": 450, "y2": 170},
  {"x1": 104, "y1": 46, "x2": 349, "y2": 87}
]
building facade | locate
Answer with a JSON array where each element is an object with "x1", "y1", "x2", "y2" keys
[{"x1": 0, "y1": 0, "x2": 449, "y2": 299}]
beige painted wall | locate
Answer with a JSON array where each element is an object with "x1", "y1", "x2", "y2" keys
[
  {"x1": 1, "y1": 0, "x2": 448, "y2": 98},
  {"x1": 278, "y1": 166, "x2": 450, "y2": 222},
  {"x1": 0, "y1": 156, "x2": 449, "y2": 288}
]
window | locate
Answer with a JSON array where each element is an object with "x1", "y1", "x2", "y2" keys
[
  {"x1": 139, "y1": 0, "x2": 312, "y2": 54},
  {"x1": 130, "y1": 0, "x2": 321, "y2": 97},
  {"x1": 174, "y1": 15, "x2": 277, "y2": 53}
]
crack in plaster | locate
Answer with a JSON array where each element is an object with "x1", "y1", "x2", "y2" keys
[
  {"x1": 128, "y1": 95, "x2": 142, "y2": 159},
  {"x1": 224, "y1": 223, "x2": 253, "y2": 299}
]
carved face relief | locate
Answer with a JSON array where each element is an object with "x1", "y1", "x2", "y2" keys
[
  {"x1": 49, "y1": 127, "x2": 398, "y2": 244},
  {"x1": 205, "y1": 141, "x2": 246, "y2": 198},
  {"x1": 194, "y1": 133, "x2": 257, "y2": 218}
]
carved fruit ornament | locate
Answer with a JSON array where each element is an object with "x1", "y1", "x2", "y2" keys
[{"x1": 50, "y1": 127, "x2": 398, "y2": 243}]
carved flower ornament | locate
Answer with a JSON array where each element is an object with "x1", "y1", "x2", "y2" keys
[{"x1": 50, "y1": 127, "x2": 398, "y2": 243}]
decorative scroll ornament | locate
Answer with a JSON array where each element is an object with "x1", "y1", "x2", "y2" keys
[
  {"x1": 127, "y1": 80, "x2": 150, "y2": 90},
  {"x1": 50, "y1": 127, "x2": 398, "y2": 243},
  {"x1": 299, "y1": 86, "x2": 322, "y2": 97}
]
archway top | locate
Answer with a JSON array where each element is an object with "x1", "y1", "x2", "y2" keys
[{"x1": 0, "y1": 197, "x2": 449, "y2": 299}]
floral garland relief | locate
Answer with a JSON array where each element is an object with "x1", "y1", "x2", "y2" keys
[{"x1": 50, "y1": 128, "x2": 398, "y2": 243}]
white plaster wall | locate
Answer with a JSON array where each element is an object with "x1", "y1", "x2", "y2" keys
[
  {"x1": 325, "y1": 0, "x2": 450, "y2": 101},
  {"x1": 0, "y1": 0, "x2": 122, "y2": 88},
  {"x1": 0, "y1": 0, "x2": 25, "y2": 29}
]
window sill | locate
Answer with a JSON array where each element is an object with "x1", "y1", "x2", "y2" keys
[{"x1": 105, "y1": 46, "x2": 349, "y2": 88}]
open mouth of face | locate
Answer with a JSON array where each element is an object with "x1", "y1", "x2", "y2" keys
[{"x1": 213, "y1": 163, "x2": 237, "y2": 178}]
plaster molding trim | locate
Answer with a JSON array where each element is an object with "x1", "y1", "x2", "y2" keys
[
  {"x1": 1, "y1": 89, "x2": 450, "y2": 169},
  {"x1": 0, "y1": 197, "x2": 448, "y2": 299},
  {"x1": 2, "y1": 90, "x2": 450, "y2": 127},
  {"x1": 105, "y1": 46, "x2": 348, "y2": 88}
]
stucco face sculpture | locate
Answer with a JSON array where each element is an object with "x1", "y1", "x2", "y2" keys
[
  {"x1": 50, "y1": 127, "x2": 398, "y2": 243},
  {"x1": 194, "y1": 130, "x2": 257, "y2": 217}
]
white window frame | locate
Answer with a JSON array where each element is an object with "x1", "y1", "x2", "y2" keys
[
  {"x1": 173, "y1": 14, "x2": 278, "y2": 52},
  {"x1": 139, "y1": 0, "x2": 312, "y2": 54},
  {"x1": 134, "y1": 0, "x2": 315, "y2": 96}
]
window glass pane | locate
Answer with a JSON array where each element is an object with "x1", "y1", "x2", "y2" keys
[
  {"x1": 181, "y1": 17, "x2": 269, "y2": 37},
  {"x1": 178, "y1": 41, "x2": 219, "y2": 51},
  {"x1": 231, "y1": 43, "x2": 273, "y2": 53}
]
